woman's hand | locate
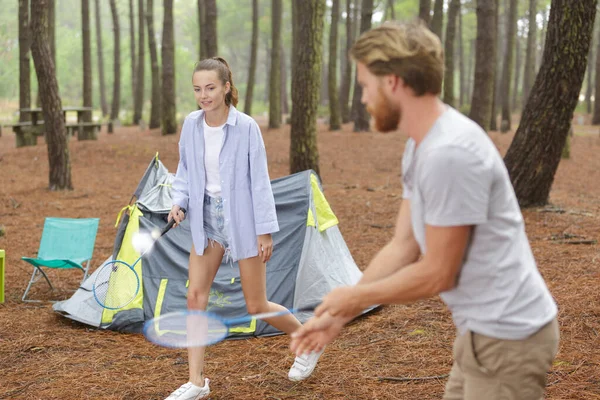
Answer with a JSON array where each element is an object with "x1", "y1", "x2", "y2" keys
[
  {"x1": 168, "y1": 205, "x2": 186, "y2": 227},
  {"x1": 257, "y1": 234, "x2": 273, "y2": 263}
]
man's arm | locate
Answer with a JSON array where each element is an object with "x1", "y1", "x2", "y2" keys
[{"x1": 358, "y1": 199, "x2": 421, "y2": 285}]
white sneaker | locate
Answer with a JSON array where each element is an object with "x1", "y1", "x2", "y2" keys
[
  {"x1": 288, "y1": 349, "x2": 324, "y2": 381},
  {"x1": 165, "y1": 379, "x2": 210, "y2": 400}
]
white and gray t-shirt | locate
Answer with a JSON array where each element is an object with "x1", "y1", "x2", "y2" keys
[
  {"x1": 203, "y1": 118, "x2": 225, "y2": 197},
  {"x1": 402, "y1": 107, "x2": 557, "y2": 340}
]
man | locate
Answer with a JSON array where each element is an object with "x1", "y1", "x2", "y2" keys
[{"x1": 290, "y1": 21, "x2": 559, "y2": 399}]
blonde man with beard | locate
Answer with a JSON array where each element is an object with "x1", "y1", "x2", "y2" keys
[{"x1": 290, "y1": 21, "x2": 559, "y2": 400}]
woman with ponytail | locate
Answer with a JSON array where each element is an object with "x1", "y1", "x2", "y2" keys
[{"x1": 165, "y1": 57, "x2": 323, "y2": 399}]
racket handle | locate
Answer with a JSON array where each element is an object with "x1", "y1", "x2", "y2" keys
[{"x1": 162, "y1": 208, "x2": 186, "y2": 236}]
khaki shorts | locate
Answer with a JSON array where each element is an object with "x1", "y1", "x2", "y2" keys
[{"x1": 443, "y1": 318, "x2": 559, "y2": 400}]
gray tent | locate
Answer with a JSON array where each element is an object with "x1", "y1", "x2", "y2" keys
[{"x1": 54, "y1": 156, "x2": 365, "y2": 338}]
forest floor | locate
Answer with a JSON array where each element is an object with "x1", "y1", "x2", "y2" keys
[{"x1": 0, "y1": 115, "x2": 599, "y2": 399}]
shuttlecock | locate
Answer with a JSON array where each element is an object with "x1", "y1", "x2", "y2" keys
[
  {"x1": 132, "y1": 232, "x2": 154, "y2": 254},
  {"x1": 151, "y1": 227, "x2": 161, "y2": 240}
]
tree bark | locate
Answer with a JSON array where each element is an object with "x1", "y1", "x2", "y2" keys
[
  {"x1": 37, "y1": 0, "x2": 56, "y2": 108},
  {"x1": 522, "y1": 0, "x2": 537, "y2": 105},
  {"x1": 352, "y1": 0, "x2": 373, "y2": 132},
  {"x1": 203, "y1": 0, "x2": 218, "y2": 58},
  {"x1": 512, "y1": 32, "x2": 522, "y2": 113},
  {"x1": 290, "y1": 0, "x2": 325, "y2": 176},
  {"x1": 19, "y1": 0, "x2": 31, "y2": 123},
  {"x1": 443, "y1": 0, "x2": 460, "y2": 108},
  {"x1": 504, "y1": 0, "x2": 596, "y2": 207},
  {"x1": 81, "y1": 0, "x2": 96, "y2": 140},
  {"x1": 133, "y1": 0, "x2": 145, "y2": 125},
  {"x1": 430, "y1": 0, "x2": 444, "y2": 40},
  {"x1": 458, "y1": 3, "x2": 465, "y2": 108},
  {"x1": 161, "y1": 0, "x2": 177, "y2": 135},
  {"x1": 387, "y1": 0, "x2": 395, "y2": 20},
  {"x1": 490, "y1": 0, "x2": 504, "y2": 131},
  {"x1": 500, "y1": 0, "x2": 518, "y2": 132},
  {"x1": 94, "y1": 0, "x2": 108, "y2": 117},
  {"x1": 198, "y1": 0, "x2": 205, "y2": 59},
  {"x1": 281, "y1": 44, "x2": 289, "y2": 115},
  {"x1": 30, "y1": 0, "x2": 72, "y2": 190},
  {"x1": 328, "y1": 0, "x2": 341, "y2": 130},
  {"x1": 469, "y1": 0, "x2": 497, "y2": 131},
  {"x1": 146, "y1": 0, "x2": 160, "y2": 129},
  {"x1": 244, "y1": 0, "x2": 259, "y2": 115},
  {"x1": 593, "y1": 19, "x2": 600, "y2": 124},
  {"x1": 269, "y1": 0, "x2": 282, "y2": 129},
  {"x1": 419, "y1": 0, "x2": 431, "y2": 26},
  {"x1": 129, "y1": 0, "x2": 136, "y2": 117},
  {"x1": 109, "y1": 0, "x2": 120, "y2": 127},
  {"x1": 339, "y1": 0, "x2": 354, "y2": 123}
]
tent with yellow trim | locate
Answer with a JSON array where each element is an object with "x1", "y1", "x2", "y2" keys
[{"x1": 53, "y1": 156, "x2": 365, "y2": 337}]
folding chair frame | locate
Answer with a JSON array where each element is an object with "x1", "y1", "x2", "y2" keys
[{"x1": 21, "y1": 259, "x2": 92, "y2": 302}]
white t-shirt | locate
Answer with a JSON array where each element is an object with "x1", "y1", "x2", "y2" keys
[
  {"x1": 402, "y1": 107, "x2": 557, "y2": 340},
  {"x1": 203, "y1": 118, "x2": 225, "y2": 197}
]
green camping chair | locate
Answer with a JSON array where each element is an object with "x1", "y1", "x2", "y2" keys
[{"x1": 21, "y1": 217, "x2": 100, "y2": 302}]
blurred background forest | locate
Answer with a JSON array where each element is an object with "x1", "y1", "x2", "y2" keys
[{"x1": 0, "y1": 0, "x2": 559, "y2": 125}]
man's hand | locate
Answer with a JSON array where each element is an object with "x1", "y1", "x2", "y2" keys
[
  {"x1": 257, "y1": 234, "x2": 273, "y2": 263},
  {"x1": 290, "y1": 312, "x2": 347, "y2": 356},
  {"x1": 315, "y1": 286, "x2": 365, "y2": 319}
]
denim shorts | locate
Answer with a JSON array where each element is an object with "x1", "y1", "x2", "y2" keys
[{"x1": 203, "y1": 193, "x2": 231, "y2": 257}]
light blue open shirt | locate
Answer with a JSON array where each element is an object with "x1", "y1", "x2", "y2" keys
[{"x1": 171, "y1": 105, "x2": 280, "y2": 261}]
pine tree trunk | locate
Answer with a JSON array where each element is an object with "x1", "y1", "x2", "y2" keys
[
  {"x1": 593, "y1": 21, "x2": 600, "y2": 124},
  {"x1": 419, "y1": 0, "x2": 431, "y2": 25},
  {"x1": 500, "y1": 0, "x2": 518, "y2": 132},
  {"x1": 443, "y1": 0, "x2": 460, "y2": 108},
  {"x1": 146, "y1": 0, "x2": 160, "y2": 129},
  {"x1": 19, "y1": 0, "x2": 31, "y2": 123},
  {"x1": 469, "y1": 0, "x2": 497, "y2": 131},
  {"x1": 81, "y1": 0, "x2": 96, "y2": 140},
  {"x1": 387, "y1": 0, "x2": 395, "y2": 20},
  {"x1": 352, "y1": 0, "x2": 372, "y2": 132},
  {"x1": 430, "y1": 0, "x2": 444, "y2": 40},
  {"x1": 328, "y1": 0, "x2": 341, "y2": 130},
  {"x1": 129, "y1": 0, "x2": 137, "y2": 118},
  {"x1": 504, "y1": 0, "x2": 595, "y2": 207},
  {"x1": 339, "y1": 0, "x2": 354, "y2": 123},
  {"x1": 133, "y1": 0, "x2": 145, "y2": 125},
  {"x1": 522, "y1": 0, "x2": 537, "y2": 105},
  {"x1": 94, "y1": 0, "x2": 108, "y2": 117},
  {"x1": 281, "y1": 44, "x2": 289, "y2": 115},
  {"x1": 512, "y1": 33, "x2": 522, "y2": 113},
  {"x1": 290, "y1": 0, "x2": 325, "y2": 176},
  {"x1": 458, "y1": 3, "x2": 465, "y2": 108},
  {"x1": 109, "y1": 0, "x2": 120, "y2": 128},
  {"x1": 490, "y1": 0, "x2": 504, "y2": 131},
  {"x1": 269, "y1": 0, "x2": 282, "y2": 129},
  {"x1": 203, "y1": 0, "x2": 218, "y2": 58},
  {"x1": 30, "y1": 0, "x2": 72, "y2": 190},
  {"x1": 161, "y1": 0, "x2": 177, "y2": 135},
  {"x1": 244, "y1": 0, "x2": 259, "y2": 115},
  {"x1": 37, "y1": 0, "x2": 56, "y2": 108},
  {"x1": 198, "y1": 0, "x2": 205, "y2": 59}
]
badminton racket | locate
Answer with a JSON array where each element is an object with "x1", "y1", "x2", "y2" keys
[
  {"x1": 143, "y1": 304, "x2": 319, "y2": 348},
  {"x1": 93, "y1": 210, "x2": 184, "y2": 309}
]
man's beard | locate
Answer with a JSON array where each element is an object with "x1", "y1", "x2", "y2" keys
[{"x1": 367, "y1": 93, "x2": 400, "y2": 133}]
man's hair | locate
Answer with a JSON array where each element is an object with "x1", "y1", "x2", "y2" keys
[{"x1": 350, "y1": 20, "x2": 444, "y2": 96}]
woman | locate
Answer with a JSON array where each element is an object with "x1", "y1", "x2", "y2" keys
[{"x1": 166, "y1": 57, "x2": 323, "y2": 400}]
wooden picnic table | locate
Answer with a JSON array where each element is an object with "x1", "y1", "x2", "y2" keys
[{"x1": 9, "y1": 106, "x2": 100, "y2": 147}]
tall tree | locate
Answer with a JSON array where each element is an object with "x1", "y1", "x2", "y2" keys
[
  {"x1": 512, "y1": 31, "x2": 522, "y2": 112},
  {"x1": 419, "y1": 0, "x2": 431, "y2": 25},
  {"x1": 290, "y1": 0, "x2": 325, "y2": 176},
  {"x1": 593, "y1": 21, "x2": 600, "y2": 124},
  {"x1": 443, "y1": 0, "x2": 460, "y2": 107},
  {"x1": 129, "y1": 0, "x2": 136, "y2": 115},
  {"x1": 202, "y1": 0, "x2": 218, "y2": 58},
  {"x1": 94, "y1": 0, "x2": 108, "y2": 117},
  {"x1": 469, "y1": 0, "x2": 497, "y2": 131},
  {"x1": 109, "y1": 0, "x2": 120, "y2": 129},
  {"x1": 133, "y1": 0, "x2": 145, "y2": 125},
  {"x1": 430, "y1": 0, "x2": 444, "y2": 40},
  {"x1": 352, "y1": 0, "x2": 373, "y2": 132},
  {"x1": 458, "y1": 3, "x2": 466, "y2": 107},
  {"x1": 522, "y1": 0, "x2": 537, "y2": 105},
  {"x1": 19, "y1": 0, "x2": 31, "y2": 123},
  {"x1": 281, "y1": 44, "x2": 289, "y2": 115},
  {"x1": 269, "y1": 0, "x2": 282, "y2": 129},
  {"x1": 198, "y1": 0, "x2": 205, "y2": 59},
  {"x1": 328, "y1": 0, "x2": 342, "y2": 130},
  {"x1": 490, "y1": 0, "x2": 504, "y2": 131},
  {"x1": 161, "y1": 0, "x2": 177, "y2": 135},
  {"x1": 500, "y1": 0, "x2": 518, "y2": 132},
  {"x1": 81, "y1": 0, "x2": 95, "y2": 140},
  {"x1": 504, "y1": 0, "x2": 596, "y2": 207},
  {"x1": 37, "y1": 0, "x2": 56, "y2": 107},
  {"x1": 244, "y1": 0, "x2": 259, "y2": 115},
  {"x1": 339, "y1": 0, "x2": 354, "y2": 123},
  {"x1": 387, "y1": 0, "x2": 396, "y2": 20},
  {"x1": 146, "y1": 0, "x2": 160, "y2": 129},
  {"x1": 30, "y1": 0, "x2": 72, "y2": 190}
]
